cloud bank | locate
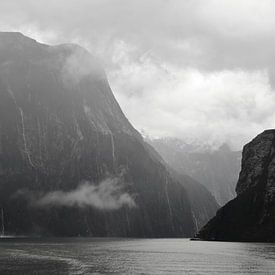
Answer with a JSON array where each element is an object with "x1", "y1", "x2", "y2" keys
[
  {"x1": 1, "y1": 0, "x2": 275, "y2": 149},
  {"x1": 111, "y1": 57, "x2": 275, "y2": 149},
  {"x1": 16, "y1": 178, "x2": 136, "y2": 210},
  {"x1": 37, "y1": 178, "x2": 136, "y2": 210}
]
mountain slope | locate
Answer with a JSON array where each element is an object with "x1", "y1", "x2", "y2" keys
[
  {"x1": 171, "y1": 171, "x2": 219, "y2": 232},
  {"x1": 198, "y1": 130, "x2": 275, "y2": 242},
  {"x1": 149, "y1": 138, "x2": 241, "y2": 205},
  {"x1": 0, "y1": 32, "x2": 217, "y2": 237},
  {"x1": 143, "y1": 142, "x2": 219, "y2": 233}
]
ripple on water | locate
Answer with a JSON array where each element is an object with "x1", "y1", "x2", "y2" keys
[{"x1": 0, "y1": 238, "x2": 274, "y2": 274}]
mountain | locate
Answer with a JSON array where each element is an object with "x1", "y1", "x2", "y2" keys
[
  {"x1": 198, "y1": 130, "x2": 275, "y2": 242},
  {"x1": 0, "y1": 32, "x2": 218, "y2": 237},
  {"x1": 171, "y1": 171, "x2": 219, "y2": 232},
  {"x1": 149, "y1": 138, "x2": 241, "y2": 206}
]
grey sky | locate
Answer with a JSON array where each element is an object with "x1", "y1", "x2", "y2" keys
[{"x1": 1, "y1": 0, "x2": 275, "y2": 149}]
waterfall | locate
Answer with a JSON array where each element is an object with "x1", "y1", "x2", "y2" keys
[
  {"x1": 109, "y1": 131, "x2": 116, "y2": 169},
  {"x1": 7, "y1": 86, "x2": 35, "y2": 168},
  {"x1": 18, "y1": 107, "x2": 35, "y2": 168},
  {"x1": 1, "y1": 208, "x2": 4, "y2": 237},
  {"x1": 164, "y1": 176, "x2": 175, "y2": 233},
  {"x1": 165, "y1": 177, "x2": 173, "y2": 218},
  {"x1": 192, "y1": 211, "x2": 199, "y2": 233}
]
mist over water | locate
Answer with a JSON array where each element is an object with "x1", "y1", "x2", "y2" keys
[
  {"x1": 0, "y1": 238, "x2": 274, "y2": 274},
  {"x1": 36, "y1": 178, "x2": 136, "y2": 210},
  {"x1": 14, "y1": 178, "x2": 136, "y2": 210}
]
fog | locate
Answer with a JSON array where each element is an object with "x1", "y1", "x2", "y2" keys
[
  {"x1": 16, "y1": 178, "x2": 136, "y2": 210},
  {"x1": 61, "y1": 45, "x2": 105, "y2": 87}
]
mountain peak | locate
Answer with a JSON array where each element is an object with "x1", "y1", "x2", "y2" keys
[
  {"x1": 198, "y1": 129, "x2": 275, "y2": 242},
  {"x1": 262, "y1": 129, "x2": 275, "y2": 134},
  {"x1": 0, "y1": 31, "x2": 38, "y2": 44},
  {"x1": 0, "y1": 32, "x2": 219, "y2": 237},
  {"x1": 0, "y1": 31, "x2": 24, "y2": 37}
]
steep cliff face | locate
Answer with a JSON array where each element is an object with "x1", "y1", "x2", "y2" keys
[
  {"x1": 149, "y1": 138, "x2": 241, "y2": 206},
  {"x1": 198, "y1": 130, "x2": 275, "y2": 242},
  {"x1": 171, "y1": 171, "x2": 219, "y2": 232},
  {"x1": 0, "y1": 32, "x2": 217, "y2": 237}
]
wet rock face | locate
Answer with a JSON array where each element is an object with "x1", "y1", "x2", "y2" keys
[
  {"x1": 236, "y1": 130, "x2": 275, "y2": 196},
  {"x1": 198, "y1": 130, "x2": 275, "y2": 242},
  {"x1": 0, "y1": 32, "x2": 218, "y2": 237}
]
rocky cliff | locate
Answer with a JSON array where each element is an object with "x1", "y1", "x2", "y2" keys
[
  {"x1": 198, "y1": 130, "x2": 275, "y2": 242},
  {"x1": 0, "y1": 32, "x2": 218, "y2": 237}
]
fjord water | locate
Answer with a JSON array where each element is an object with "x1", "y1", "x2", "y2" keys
[{"x1": 0, "y1": 238, "x2": 274, "y2": 274}]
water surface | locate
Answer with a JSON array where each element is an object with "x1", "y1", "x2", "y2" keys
[{"x1": 0, "y1": 238, "x2": 274, "y2": 274}]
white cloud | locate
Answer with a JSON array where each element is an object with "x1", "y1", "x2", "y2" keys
[
  {"x1": 197, "y1": 0, "x2": 275, "y2": 38},
  {"x1": 1, "y1": 0, "x2": 275, "y2": 149},
  {"x1": 110, "y1": 49, "x2": 275, "y2": 149},
  {"x1": 36, "y1": 178, "x2": 136, "y2": 210}
]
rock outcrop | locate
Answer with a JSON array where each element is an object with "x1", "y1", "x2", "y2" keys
[
  {"x1": 198, "y1": 130, "x2": 275, "y2": 242},
  {"x1": 0, "y1": 32, "x2": 218, "y2": 237}
]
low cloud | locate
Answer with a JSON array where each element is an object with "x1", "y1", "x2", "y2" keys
[
  {"x1": 17, "y1": 178, "x2": 136, "y2": 210},
  {"x1": 61, "y1": 45, "x2": 105, "y2": 86}
]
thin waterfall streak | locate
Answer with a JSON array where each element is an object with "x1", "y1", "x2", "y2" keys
[
  {"x1": 192, "y1": 211, "x2": 199, "y2": 233},
  {"x1": 7, "y1": 86, "x2": 35, "y2": 167},
  {"x1": 165, "y1": 177, "x2": 173, "y2": 218},
  {"x1": 109, "y1": 131, "x2": 116, "y2": 169},
  {"x1": 1, "y1": 208, "x2": 4, "y2": 236},
  {"x1": 18, "y1": 107, "x2": 35, "y2": 168}
]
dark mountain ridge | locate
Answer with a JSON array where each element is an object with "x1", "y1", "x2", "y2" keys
[
  {"x1": 0, "y1": 32, "x2": 218, "y2": 237},
  {"x1": 198, "y1": 130, "x2": 275, "y2": 242}
]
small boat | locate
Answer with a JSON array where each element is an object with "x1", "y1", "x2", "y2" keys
[{"x1": 190, "y1": 237, "x2": 201, "y2": 241}]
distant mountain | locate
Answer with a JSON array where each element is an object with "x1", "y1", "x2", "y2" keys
[
  {"x1": 0, "y1": 32, "x2": 218, "y2": 237},
  {"x1": 149, "y1": 138, "x2": 241, "y2": 205},
  {"x1": 198, "y1": 130, "x2": 275, "y2": 242}
]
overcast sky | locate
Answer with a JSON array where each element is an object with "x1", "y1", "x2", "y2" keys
[{"x1": 1, "y1": 0, "x2": 275, "y2": 149}]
